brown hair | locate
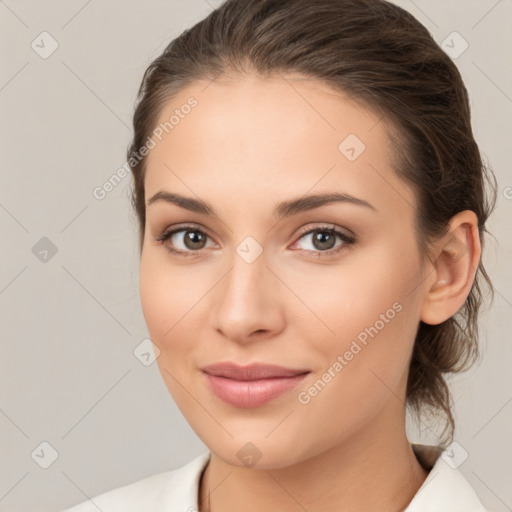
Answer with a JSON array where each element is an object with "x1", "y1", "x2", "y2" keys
[{"x1": 126, "y1": 0, "x2": 497, "y2": 447}]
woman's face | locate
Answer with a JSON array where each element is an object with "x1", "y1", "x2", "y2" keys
[{"x1": 139, "y1": 73, "x2": 431, "y2": 468}]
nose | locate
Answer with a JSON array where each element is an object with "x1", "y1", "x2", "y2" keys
[{"x1": 209, "y1": 247, "x2": 285, "y2": 345}]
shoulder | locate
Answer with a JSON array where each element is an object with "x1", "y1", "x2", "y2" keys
[
  {"x1": 406, "y1": 443, "x2": 489, "y2": 512},
  {"x1": 60, "y1": 452, "x2": 210, "y2": 512}
]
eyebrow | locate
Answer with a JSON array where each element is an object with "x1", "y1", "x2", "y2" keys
[{"x1": 146, "y1": 190, "x2": 377, "y2": 219}]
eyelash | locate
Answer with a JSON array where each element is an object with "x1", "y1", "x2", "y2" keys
[{"x1": 153, "y1": 223, "x2": 356, "y2": 259}]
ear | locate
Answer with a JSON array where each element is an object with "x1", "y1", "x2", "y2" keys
[{"x1": 420, "y1": 210, "x2": 482, "y2": 326}]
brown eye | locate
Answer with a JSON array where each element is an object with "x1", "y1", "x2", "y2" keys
[
  {"x1": 154, "y1": 225, "x2": 215, "y2": 257},
  {"x1": 310, "y1": 230, "x2": 337, "y2": 251},
  {"x1": 180, "y1": 230, "x2": 208, "y2": 250},
  {"x1": 292, "y1": 225, "x2": 356, "y2": 258}
]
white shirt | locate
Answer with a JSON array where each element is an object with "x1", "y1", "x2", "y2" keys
[{"x1": 61, "y1": 444, "x2": 488, "y2": 511}]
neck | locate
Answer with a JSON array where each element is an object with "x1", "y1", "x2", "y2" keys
[{"x1": 198, "y1": 401, "x2": 429, "y2": 512}]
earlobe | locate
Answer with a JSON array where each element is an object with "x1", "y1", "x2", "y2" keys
[{"x1": 420, "y1": 211, "x2": 482, "y2": 326}]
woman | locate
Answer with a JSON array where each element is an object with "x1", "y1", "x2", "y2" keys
[{"x1": 63, "y1": 0, "x2": 497, "y2": 510}]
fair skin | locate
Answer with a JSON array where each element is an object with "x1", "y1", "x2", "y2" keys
[{"x1": 139, "y1": 72, "x2": 481, "y2": 512}]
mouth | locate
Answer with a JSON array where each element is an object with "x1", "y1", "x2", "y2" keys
[{"x1": 201, "y1": 362, "x2": 310, "y2": 408}]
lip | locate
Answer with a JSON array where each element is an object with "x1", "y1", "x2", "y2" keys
[{"x1": 201, "y1": 362, "x2": 310, "y2": 408}]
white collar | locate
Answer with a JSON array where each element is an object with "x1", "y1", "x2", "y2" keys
[{"x1": 404, "y1": 443, "x2": 487, "y2": 511}]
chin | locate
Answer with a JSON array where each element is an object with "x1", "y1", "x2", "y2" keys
[{"x1": 196, "y1": 427, "x2": 319, "y2": 470}]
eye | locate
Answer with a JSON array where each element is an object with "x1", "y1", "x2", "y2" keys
[
  {"x1": 154, "y1": 223, "x2": 356, "y2": 259},
  {"x1": 290, "y1": 224, "x2": 356, "y2": 258},
  {"x1": 153, "y1": 224, "x2": 216, "y2": 257}
]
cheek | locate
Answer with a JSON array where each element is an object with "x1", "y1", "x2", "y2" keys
[
  {"x1": 292, "y1": 278, "x2": 420, "y2": 452},
  {"x1": 139, "y1": 256, "x2": 171, "y2": 339},
  {"x1": 290, "y1": 243, "x2": 422, "y2": 382},
  {"x1": 139, "y1": 249, "x2": 213, "y2": 375},
  {"x1": 139, "y1": 253, "x2": 198, "y2": 408},
  {"x1": 139, "y1": 249, "x2": 196, "y2": 340},
  {"x1": 286, "y1": 250, "x2": 415, "y2": 339}
]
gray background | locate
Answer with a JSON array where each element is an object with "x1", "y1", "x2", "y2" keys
[{"x1": 0, "y1": 1, "x2": 510, "y2": 511}]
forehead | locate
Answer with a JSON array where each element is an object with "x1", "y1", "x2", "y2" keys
[{"x1": 144, "y1": 73, "x2": 415, "y2": 217}]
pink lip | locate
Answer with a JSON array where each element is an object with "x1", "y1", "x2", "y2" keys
[{"x1": 201, "y1": 362, "x2": 310, "y2": 408}]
